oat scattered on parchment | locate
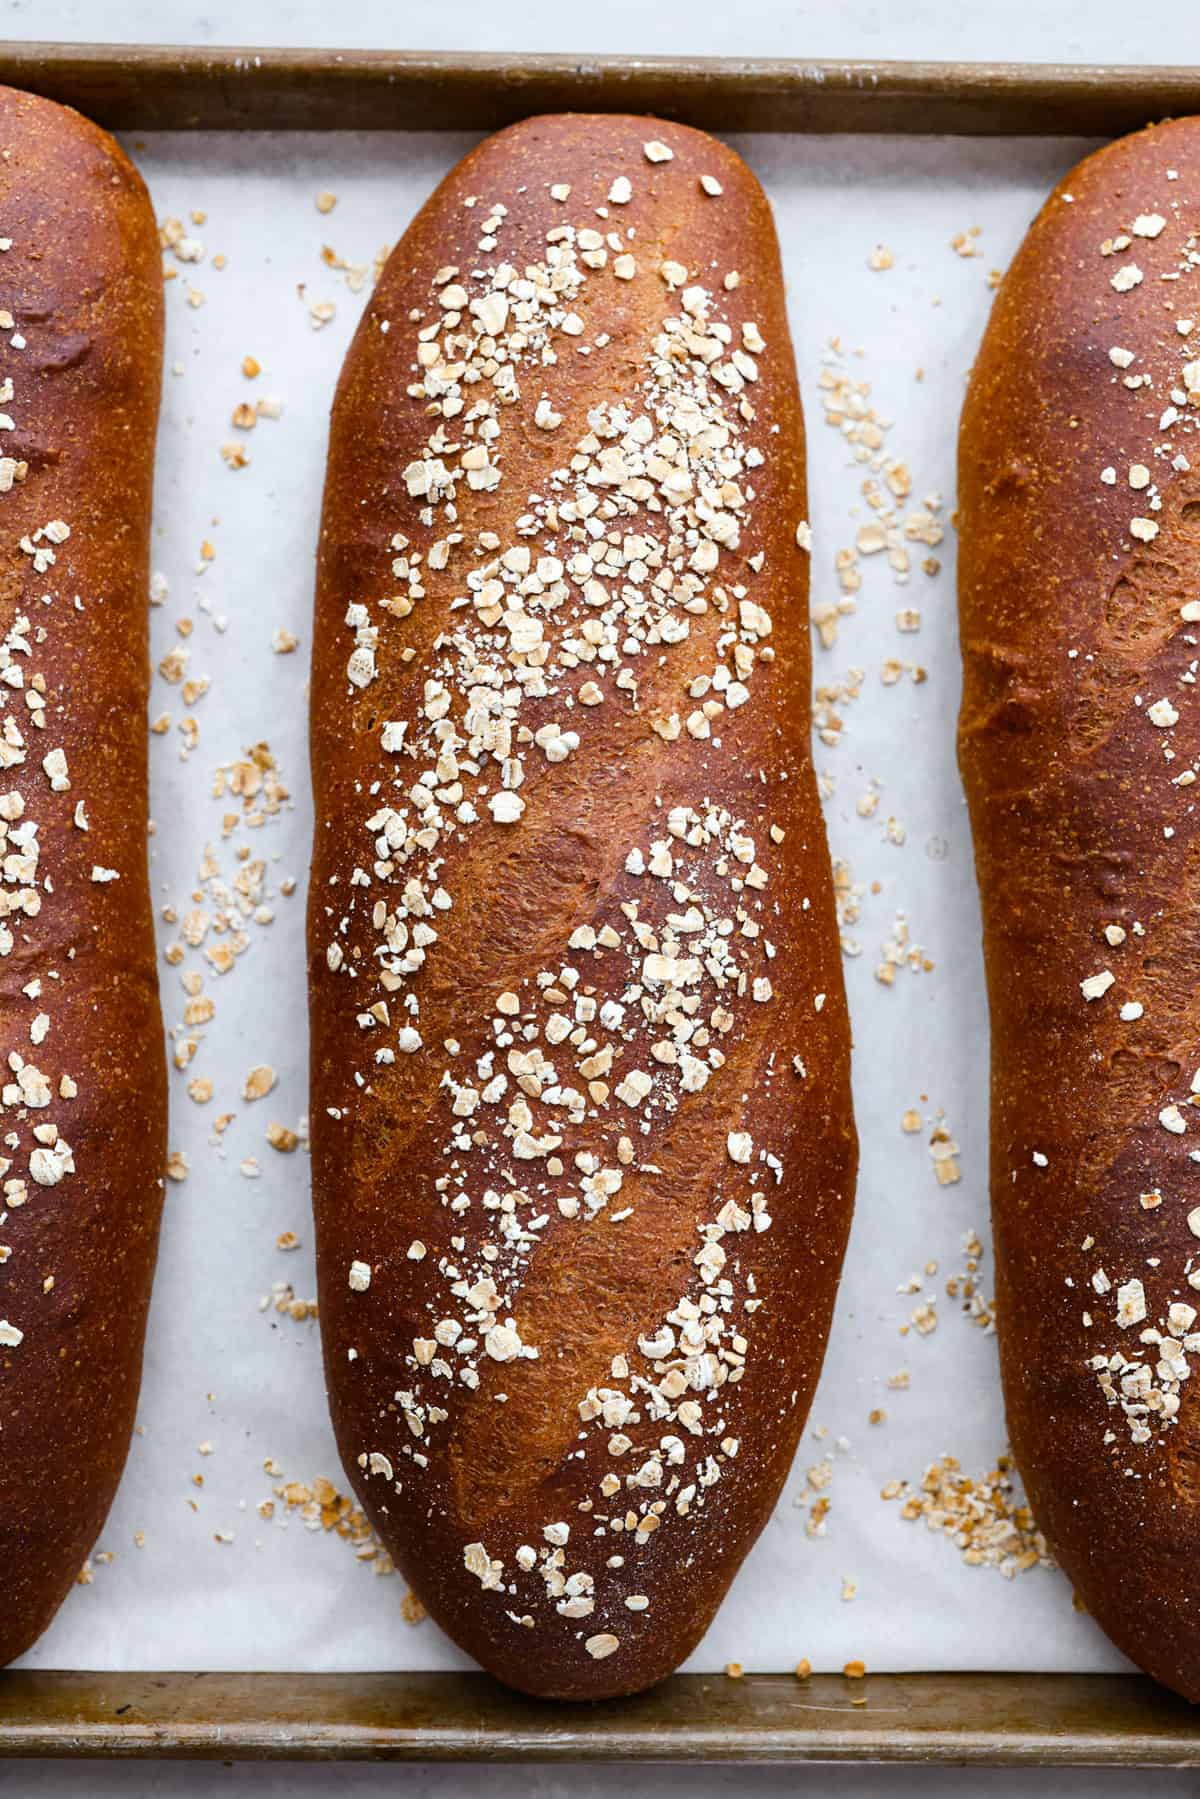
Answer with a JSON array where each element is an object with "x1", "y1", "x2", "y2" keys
[
  {"x1": 260, "y1": 1281, "x2": 318, "y2": 1324},
  {"x1": 928, "y1": 1113, "x2": 961, "y2": 1186},
  {"x1": 160, "y1": 745, "x2": 295, "y2": 1106},
  {"x1": 76, "y1": 1551, "x2": 116, "y2": 1585},
  {"x1": 266, "y1": 1119, "x2": 304, "y2": 1153},
  {"x1": 902, "y1": 1297, "x2": 939, "y2": 1338},
  {"x1": 257, "y1": 1466, "x2": 423, "y2": 1613},
  {"x1": 945, "y1": 1230, "x2": 995, "y2": 1333},
  {"x1": 158, "y1": 212, "x2": 226, "y2": 313},
  {"x1": 811, "y1": 345, "x2": 945, "y2": 651},
  {"x1": 221, "y1": 392, "x2": 284, "y2": 473},
  {"x1": 894, "y1": 1236, "x2": 994, "y2": 1338},
  {"x1": 881, "y1": 1453, "x2": 1050, "y2": 1577},
  {"x1": 814, "y1": 666, "x2": 865, "y2": 746},
  {"x1": 242, "y1": 1064, "x2": 276, "y2": 1102},
  {"x1": 876, "y1": 913, "x2": 933, "y2": 986},
  {"x1": 791, "y1": 1424, "x2": 852, "y2": 1540}
]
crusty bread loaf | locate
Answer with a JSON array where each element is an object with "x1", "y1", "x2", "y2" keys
[
  {"x1": 959, "y1": 118, "x2": 1200, "y2": 1699},
  {"x1": 0, "y1": 90, "x2": 165, "y2": 1665},
  {"x1": 309, "y1": 114, "x2": 856, "y2": 1700}
]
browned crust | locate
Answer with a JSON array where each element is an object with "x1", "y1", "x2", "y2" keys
[
  {"x1": 309, "y1": 114, "x2": 855, "y2": 1700},
  {"x1": 959, "y1": 117, "x2": 1200, "y2": 1700},
  {"x1": 0, "y1": 88, "x2": 165, "y2": 1665}
]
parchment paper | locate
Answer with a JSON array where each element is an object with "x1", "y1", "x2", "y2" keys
[{"x1": 16, "y1": 127, "x2": 1132, "y2": 1677}]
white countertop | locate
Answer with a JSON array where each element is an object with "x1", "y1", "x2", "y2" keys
[
  {"x1": 4, "y1": 1, "x2": 1200, "y2": 1794},
  {"x1": 1, "y1": 1757, "x2": 1197, "y2": 1799},
  {"x1": 5, "y1": 0, "x2": 1200, "y2": 63}
]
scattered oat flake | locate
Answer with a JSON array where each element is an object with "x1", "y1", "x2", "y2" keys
[
  {"x1": 242, "y1": 1064, "x2": 276, "y2": 1102},
  {"x1": 928, "y1": 1115, "x2": 961, "y2": 1186}
]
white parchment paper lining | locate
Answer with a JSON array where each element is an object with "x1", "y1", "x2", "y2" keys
[{"x1": 18, "y1": 127, "x2": 1130, "y2": 1678}]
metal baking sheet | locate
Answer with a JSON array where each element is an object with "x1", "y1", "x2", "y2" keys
[
  {"x1": 2, "y1": 1670, "x2": 1199, "y2": 1765},
  {"x1": 0, "y1": 43, "x2": 1198, "y2": 1762},
  {"x1": 2, "y1": 43, "x2": 1200, "y2": 136}
]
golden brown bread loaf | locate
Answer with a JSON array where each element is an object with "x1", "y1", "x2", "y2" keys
[
  {"x1": 309, "y1": 114, "x2": 856, "y2": 1699},
  {"x1": 959, "y1": 118, "x2": 1200, "y2": 1699},
  {"x1": 0, "y1": 90, "x2": 165, "y2": 1665}
]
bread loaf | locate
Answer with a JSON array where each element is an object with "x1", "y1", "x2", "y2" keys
[
  {"x1": 0, "y1": 90, "x2": 165, "y2": 1665},
  {"x1": 959, "y1": 119, "x2": 1200, "y2": 1698},
  {"x1": 309, "y1": 114, "x2": 856, "y2": 1700}
]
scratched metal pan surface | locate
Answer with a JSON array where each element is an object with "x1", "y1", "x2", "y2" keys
[{"x1": 0, "y1": 43, "x2": 1195, "y2": 134}]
